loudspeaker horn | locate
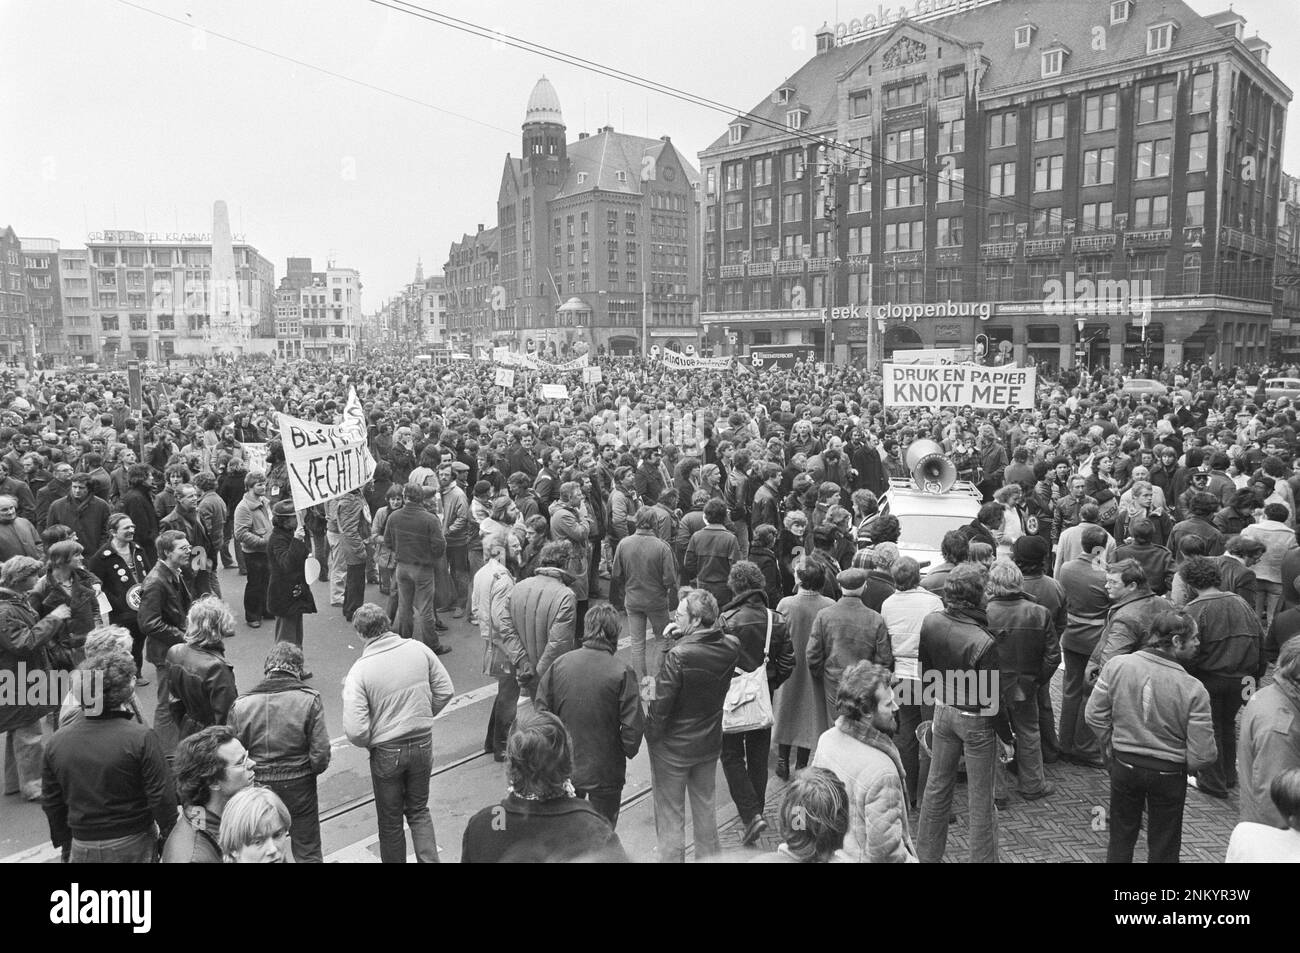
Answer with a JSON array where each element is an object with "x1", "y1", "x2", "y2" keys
[{"x1": 904, "y1": 439, "x2": 957, "y2": 494}]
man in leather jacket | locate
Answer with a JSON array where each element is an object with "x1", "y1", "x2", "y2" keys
[{"x1": 645, "y1": 588, "x2": 739, "y2": 863}]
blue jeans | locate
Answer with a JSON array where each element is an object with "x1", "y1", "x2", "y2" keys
[
  {"x1": 626, "y1": 606, "x2": 670, "y2": 679},
  {"x1": 264, "y1": 774, "x2": 322, "y2": 863},
  {"x1": 649, "y1": 750, "x2": 720, "y2": 863},
  {"x1": 369, "y1": 734, "x2": 439, "y2": 863},
  {"x1": 917, "y1": 704, "x2": 999, "y2": 863},
  {"x1": 1108, "y1": 756, "x2": 1187, "y2": 863},
  {"x1": 394, "y1": 562, "x2": 440, "y2": 649},
  {"x1": 68, "y1": 829, "x2": 156, "y2": 863}
]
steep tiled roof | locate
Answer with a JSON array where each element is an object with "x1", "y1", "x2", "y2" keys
[
  {"x1": 555, "y1": 129, "x2": 701, "y2": 199},
  {"x1": 703, "y1": 0, "x2": 1249, "y2": 155}
]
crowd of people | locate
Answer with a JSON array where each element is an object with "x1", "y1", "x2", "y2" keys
[{"x1": 2, "y1": 350, "x2": 1300, "y2": 862}]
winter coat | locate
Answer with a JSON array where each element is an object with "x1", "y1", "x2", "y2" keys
[
  {"x1": 917, "y1": 606, "x2": 999, "y2": 712},
  {"x1": 683, "y1": 523, "x2": 741, "y2": 608},
  {"x1": 807, "y1": 597, "x2": 893, "y2": 721},
  {"x1": 137, "y1": 563, "x2": 192, "y2": 667},
  {"x1": 1086, "y1": 649, "x2": 1217, "y2": 770},
  {"x1": 226, "y1": 673, "x2": 331, "y2": 784},
  {"x1": 165, "y1": 643, "x2": 237, "y2": 736},
  {"x1": 536, "y1": 641, "x2": 644, "y2": 793},
  {"x1": 773, "y1": 590, "x2": 834, "y2": 749},
  {"x1": 719, "y1": 589, "x2": 795, "y2": 696},
  {"x1": 120, "y1": 485, "x2": 159, "y2": 561},
  {"x1": 342, "y1": 632, "x2": 455, "y2": 748},
  {"x1": 46, "y1": 494, "x2": 110, "y2": 553},
  {"x1": 1057, "y1": 555, "x2": 1109, "y2": 656},
  {"x1": 985, "y1": 593, "x2": 1060, "y2": 703},
  {"x1": 0, "y1": 587, "x2": 64, "y2": 733},
  {"x1": 611, "y1": 528, "x2": 677, "y2": 613},
  {"x1": 31, "y1": 568, "x2": 102, "y2": 648},
  {"x1": 549, "y1": 504, "x2": 592, "y2": 601},
  {"x1": 502, "y1": 567, "x2": 575, "y2": 691},
  {"x1": 266, "y1": 527, "x2": 317, "y2": 617},
  {"x1": 87, "y1": 541, "x2": 152, "y2": 628},
  {"x1": 1088, "y1": 588, "x2": 1174, "y2": 674},
  {"x1": 233, "y1": 491, "x2": 272, "y2": 554},
  {"x1": 812, "y1": 719, "x2": 918, "y2": 863},
  {"x1": 1183, "y1": 591, "x2": 1266, "y2": 686},
  {"x1": 1113, "y1": 542, "x2": 1175, "y2": 596},
  {"x1": 330, "y1": 492, "x2": 369, "y2": 566},
  {"x1": 645, "y1": 624, "x2": 740, "y2": 766},
  {"x1": 461, "y1": 795, "x2": 627, "y2": 863},
  {"x1": 473, "y1": 559, "x2": 516, "y2": 678},
  {"x1": 1242, "y1": 519, "x2": 1299, "y2": 585},
  {"x1": 1236, "y1": 680, "x2": 1300, "y2": 828}
]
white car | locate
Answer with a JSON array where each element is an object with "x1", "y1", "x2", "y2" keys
[
  {"x1": 878, "y1": 478, "x2": 982, "y2": 572},
  {"x1": 1264, "y1": 378, "x2": 1300, "y2": 401}
]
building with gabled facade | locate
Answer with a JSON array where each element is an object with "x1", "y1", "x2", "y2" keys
[
  {"x1": 493, "y1": 77, "x2": 702, "y2": 357},
  {"x1": 0, "y1": 226, "x2": 27, "y2": 364},
  {"x1": 698, "y1": 0, "x2": 1290, "y2": 371},
  {"x1": 443, "y1": 225, "x2": 499, "y2": 353}
]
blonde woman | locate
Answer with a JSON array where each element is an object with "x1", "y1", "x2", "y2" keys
[
  {"x1": 165, "y1": 596, "x2": 238, "y2": 740},
  {"x1": 219, "y1": 786, "x2": 295, "y2": 863}
]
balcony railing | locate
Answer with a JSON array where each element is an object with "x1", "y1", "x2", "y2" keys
[
  {"x1": 748, "y1": 261, "x2": 774, "y2": 277},
  {"x1": 1125, "y1": 228, "x2": 1172, "y2": 247},
  {"x1": 806, "y1": 257, "x2": 831, "y2": 272},
  {"x1": 1024, "y1": 238, "x2": 1066, "y2": 257},
  {"x1": 1072, "y1": 233, "x2": 1116, "y2": 252},
  {"x1": 719, "y1": 264, "x2": 745, "y2": 278},
  {"x1": 980, "y1": 241, "x2": 1018, "y2": 259},
  {"x1": 775, "y1": 259, "x2": 806, "y2": 275}
]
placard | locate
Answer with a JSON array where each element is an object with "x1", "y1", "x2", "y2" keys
[
  {"x1": 240, "y1": 442, "x2": 269, "y2": 475},
  {"x1": 539, "y1": 383, "x2": 569, "y2": 401},
  {"x1": 276, "y1": 388, "x2": 376, "y2": 510},
  {"x1": 495, "y1": 367, "x2": 515, "y2": 388},
  {"x1": 582, "y1": 366, "x2": 603, "y2": 384},
  {"x1": 882, "y1": 363, "x2": 1036, "y2": 409}
]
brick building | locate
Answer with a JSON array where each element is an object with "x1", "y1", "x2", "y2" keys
[
  {"x1": 491, "y1": 77, "x2": 701, "y2": 357},
  {"x1": 698, "y1": 0, "x2": 1290, "y2": 370},
  {"x1": 0, "y1": 226, "x2": 27, "y2": 363}
]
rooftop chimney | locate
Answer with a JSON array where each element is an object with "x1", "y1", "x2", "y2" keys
[
  {"x1": 660, "y1": 135, "x2": 671, "y2": 143},
  {"x1": 477, "y1": 223, "x2": 484, "y2": 233},
  {"x1": 578, "y1": 131, "x2": 588, "y2": 139}
]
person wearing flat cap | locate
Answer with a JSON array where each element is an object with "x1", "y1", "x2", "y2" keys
[
  {"x1": 266, "y1": 500, "x2": 317, "y2": 673},
  {"x1": 805, "y1": 567, "x2": 894, "y2": 726}
]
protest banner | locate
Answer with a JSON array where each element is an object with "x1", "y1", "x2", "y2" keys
[
  {"x1": 240, "y1": 442, "x2": 269, "y2": 475},
  {"x1": 582, "y1": 365, "x2": 602, "y2": 384},
  {"x1": 276, "y1": 388, "x2": 376, "y2": 510},
  {"x1": 495, "y1": 367, "x2": 515, "y2": 388},
  {"x1": 539, "y1": 383, "x2": 569, "y2": 401},
  {"x1": 660, "y1": 349, "x2": 732, "y2": 371},
  {"x1": 882, "y1": 363, "x2": 1036, "y2": 409}
]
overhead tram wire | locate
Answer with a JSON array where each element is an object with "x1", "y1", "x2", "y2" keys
[
  {"x1": 112, "y1": 0, "x2": 518, "y2": 138},
  {"x1": 368, "y1": 0, "x2": 1133, "y2": 238}
]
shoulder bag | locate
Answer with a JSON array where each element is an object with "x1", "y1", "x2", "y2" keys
[{"x1": 722, "y1": 609, "x2": 773, "y2": 734}]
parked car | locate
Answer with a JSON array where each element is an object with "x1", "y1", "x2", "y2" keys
[
  {"x1": 1264, "y1": 377, "x2": 1300, "y2": 401},
  {"x1": 1119, "y1": 378, "x2": 1168, "y2": 398}
]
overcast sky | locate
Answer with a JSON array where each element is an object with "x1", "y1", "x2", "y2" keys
[{"x1": 3, "y1": 0, "x2": 1297, "y2": 310}]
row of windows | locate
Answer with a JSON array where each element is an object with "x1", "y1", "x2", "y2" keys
[{"x1": 707, "y1": 253, "x2": 1205, "y2": 310}]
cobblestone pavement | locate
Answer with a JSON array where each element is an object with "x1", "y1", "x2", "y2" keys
[{"x1": 707, "y1": 669, "x2": 1241, "y2": 863}]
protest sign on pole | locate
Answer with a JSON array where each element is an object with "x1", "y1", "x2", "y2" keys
[
  {"x1": 495, "y1": 367, "x2": 515, "y2": 388},
  {"x1": 539, "y1": 383, "x2": 569, "y2": 401},
  {"x1": 276, "y1": 388, "x2": 376, "y2": 511},
  {"x1": 240, "y1": 442, "x2": 269, "y2": 475},
  {"x1": 882, "y1": 363, "x2": 1036, "y2": 409},
  {"x1": 582, "y1": 365, "x2": 602, "y2": 384}
]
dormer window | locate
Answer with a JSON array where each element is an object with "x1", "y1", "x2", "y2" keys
[
  {"x1": 786, "y1": 107, "x2": 809, "y2": 130},
  {"x1": 577, "y1": 172, "x2": 588, "y2": 185},
  {"x1": 1041, "y1": 42, "x2": 1070, "y2": 78},
  {"x1": 772, "y1": 84, "x2": 795, "y2": 105},
  {"x1": 615, "y1": 170, "x2": 627, "y2": 183},
  {"x1": 1015, "y1": 23, "x2": 1036, "y2": 49},
  {"x1": 1110, "y1": 0, "x2": 1132, "y2": 25},
  {"x1": 1147, "y1": 20, "x2": 1177, "y2": 54},
  {"x1": 728, "y1": 120, "x2": 749, "y2": 145}
]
